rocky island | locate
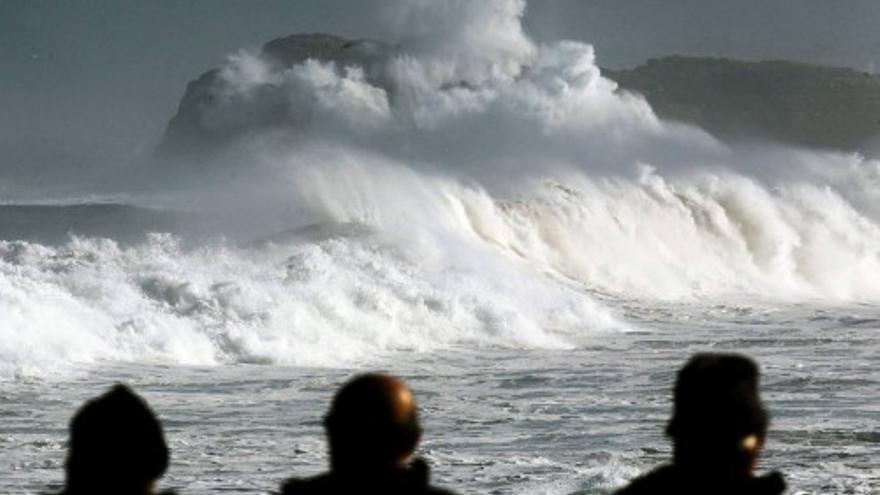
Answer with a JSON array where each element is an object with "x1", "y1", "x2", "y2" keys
[{"x1": 161, "y1": 34, "x2": 880, "y2": 156}]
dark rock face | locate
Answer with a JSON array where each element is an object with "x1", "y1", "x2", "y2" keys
[
  {"x1": 160, "y1": 33, "x2": 392, "y2": 156},
  {"x1": 606, "y1": 56, "x2": 880, "y2": 152},
  {"x1": 260, "y1": 33, "x2": 390, "y2": 72}
]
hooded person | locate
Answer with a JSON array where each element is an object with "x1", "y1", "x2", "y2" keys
[
  {"x1": 279, "y1": 373, "x2": 458, "y2": 495},
  {"x1": 57, "y1": 384, "x2": 173, "y2": 495},
  {"x1": 615, "y1": 353, "x2": 786, "y2": 495}
]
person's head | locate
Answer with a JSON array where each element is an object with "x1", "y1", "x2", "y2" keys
[
  {"x1": 65, "y1": 384, "x2": 169, "y2": 494},
  {"x1": 666, "y1": 353, "x2": 769, "y2": 475},
  {"x1": 323, "y1": 373, "x2": 422, "y2": 472}
]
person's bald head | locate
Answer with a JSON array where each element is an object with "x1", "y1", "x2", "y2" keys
[
  {"x1": 65, "y1": 384, "x2": 169, "y2": 493},
  {"x1": 324, "y1": 373, "x2": 422, "y2": 470}
]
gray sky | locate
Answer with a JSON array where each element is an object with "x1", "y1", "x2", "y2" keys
[{"x1": 2, "y1": 0, "x2": 879, "y2": 193}]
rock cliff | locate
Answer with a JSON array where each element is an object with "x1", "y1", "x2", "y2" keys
[{"x1": 606, "y1": 56, "x2": 880, "y2": 152}]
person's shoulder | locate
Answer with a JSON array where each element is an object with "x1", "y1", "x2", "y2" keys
[
  {"x1": 752, "y1": 471, "x2": 786, "y2": 495},
  {"x1": 614, "y1": 465, "x2": 786, "y2": 495},
  {"x1": 613, "y1": 464, "x2": 678, "y2": 495},
  {"x1": 409, "y1": 458, "x2": 460, "y2": 495},
  {"x1": 279, "y1": 473, "x2": 334, "y2": 495}
]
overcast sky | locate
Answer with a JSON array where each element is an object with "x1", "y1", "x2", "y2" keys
[{"x1": 2, "y1": 0, "x2": 879, "y2": 192}]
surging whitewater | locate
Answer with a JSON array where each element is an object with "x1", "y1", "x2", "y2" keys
[{"x1": 3, "y1": 0, "x2": 880, "y2": 381}]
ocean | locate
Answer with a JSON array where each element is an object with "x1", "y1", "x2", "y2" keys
[
  {"x1": 2, "y1": 0, "x2": 879, "y2": 493},
  {"x1": 0, "y1": 202, "x2": 877, "y2": 494}
]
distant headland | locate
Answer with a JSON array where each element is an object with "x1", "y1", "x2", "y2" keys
[{"x1": 606, "y1": 56, "x2": 880, "y2": 153}]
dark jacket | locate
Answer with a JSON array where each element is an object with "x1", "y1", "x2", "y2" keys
[
  {"x1": 280, "y1": 459, "x2": 458, "y2": 495},
  {"x1": 615, "y1": 465, "x2": 786, "y2": 495}
]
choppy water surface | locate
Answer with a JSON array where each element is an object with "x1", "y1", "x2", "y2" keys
[{"x1": 3, "y1": 303, "x2": 877, "y2": 495}]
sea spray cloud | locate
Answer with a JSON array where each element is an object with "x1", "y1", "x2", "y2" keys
[
  {"x1": 183, "y1": 0, "x2": 694, "y2": 173},
  {"x1": 382, "y1": 0, "x2": 536, "y2": 102},
  {"x1": 203, "y1": 53, "x2": 391, "y2": 132}
]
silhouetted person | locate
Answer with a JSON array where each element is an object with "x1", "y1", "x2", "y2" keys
[
  {"x1": 615, "y1": 353, "x2": 786, "y2": 495},
  {"x1": 57, "y1": 384, "x2": 172, "y2": 495},
  {"x1": 279, "y1": 373, "x2": 458, "y2": 495}
]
